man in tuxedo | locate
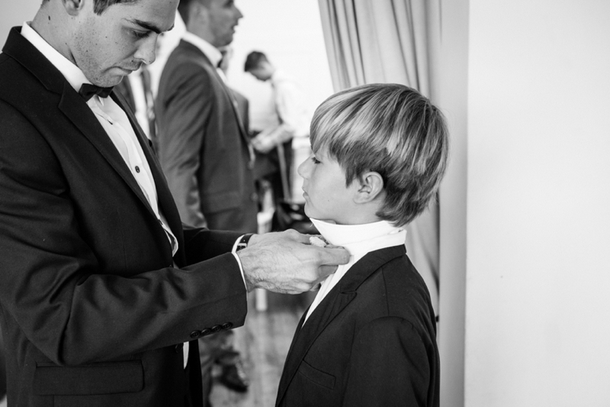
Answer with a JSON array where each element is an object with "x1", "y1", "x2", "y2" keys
[
  {"x1": 155, "y1": 0, "x2": 255, "y2": 402},
  {"x1": 156, "y1": 0, "x2": 256, "y2": 233},
  {"x1": 0, "y1": 1, "x2": 349, "y2": 406}
]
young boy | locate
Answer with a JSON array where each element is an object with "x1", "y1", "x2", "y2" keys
[{"x1": 275, "y1": 83, "x2": 449, "y2": 407}]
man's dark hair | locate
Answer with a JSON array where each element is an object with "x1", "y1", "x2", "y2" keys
[
  {"x1": 178, "y1": 0, "x2": 212, "y2": 25},
  {"x1": 244, "y1": 51, "x2": 268, "y2": 72}
]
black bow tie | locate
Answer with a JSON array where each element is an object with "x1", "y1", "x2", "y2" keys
[{"x1": 79, "y1": 83, "x2": 113, "y2": 101}]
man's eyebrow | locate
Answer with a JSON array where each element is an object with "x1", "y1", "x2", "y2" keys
[{"x1": 129, "y1": 19, "x2": 174, "y2": 34}]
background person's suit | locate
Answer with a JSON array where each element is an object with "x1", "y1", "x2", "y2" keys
[
  {"x1": 0, "y1": 27, "x2": 247, "y2": 407},
  {"x1": 276, "y1": 246, "x2": 440, "y2": 407},
  {"x1": 155, "y1": 40, "x2": 258, "y2": 233}
]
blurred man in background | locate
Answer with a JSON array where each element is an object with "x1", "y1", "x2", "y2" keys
[
  {"x1": 155, "y1": 0, "x2": 255, "y2": 404},
  {"x1": 244, "y1": 51, "x2": 309, "y2": 204}
]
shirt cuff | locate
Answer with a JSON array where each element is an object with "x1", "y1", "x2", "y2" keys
[{"x1": 231, "y1": 235, "x2": 248, "y2": 288}]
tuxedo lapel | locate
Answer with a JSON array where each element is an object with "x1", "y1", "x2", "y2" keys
[
  {"x1": 111, "y1": 91, "x2": 184, "y2": 247},
  {"x1": 276, "y1": 283, "x2": 356, "y2": 403},
  {"x1": 58, "y1": 89, "x2": 159, "y2": 215},
  {"x1": 276, "y1": 246, "x2": 407, "y2": 405},
  {"x1": 194, "y1": 45, "x2": 253, "y2": 161}
]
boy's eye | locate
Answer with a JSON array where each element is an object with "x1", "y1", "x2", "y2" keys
[{"x1": 311, "y1": 156, "x2": 321, "y2": 164}]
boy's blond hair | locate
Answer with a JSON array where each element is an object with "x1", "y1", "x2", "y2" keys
[{"x1": 310, "y1": 83, "x2": 449, "y2": 226}]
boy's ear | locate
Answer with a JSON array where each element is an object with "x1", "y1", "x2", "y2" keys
[{"x1": 353, "y1": 171, "x2": 385, "y2": 204}]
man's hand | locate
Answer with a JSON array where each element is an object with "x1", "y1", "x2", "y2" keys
[
  {"x1": 237, "y1": 229, "x2": 350, "y2": 294},
  {"x1": 251, "y1": 133, "x2": 276, "y2": 154},
  {"x1": 251, "y1": 127, "x2": 292, "y2": 154}
]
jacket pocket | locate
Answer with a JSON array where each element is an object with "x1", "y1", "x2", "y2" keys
[
  {"x1": 298, "y1": 359, "x2": 336, "y2": 390},
  {"x1": 33, "y1": 360, "x2": 143, "y2": 395}
]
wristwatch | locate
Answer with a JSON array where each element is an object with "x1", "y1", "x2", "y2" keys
[{"x1": 236, "y1": 233, "x2": 254, "y2": 252}]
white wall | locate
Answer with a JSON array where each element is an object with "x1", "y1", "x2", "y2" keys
[
  {"x1": 439, "y1": 0, "x2": 610, "y2": 405},
  {"x1": 0, "y1": 2, "x2": 39, "y2": 41},
  {"x1": 437, "y1": 0, "x2": 469, "y2": 405},
  {"x1": 227, "y1": 0, "x2": 333, "y2": 132}
]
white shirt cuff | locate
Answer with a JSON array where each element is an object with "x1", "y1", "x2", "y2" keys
[{"x1": 231, "y1": 235, "x2": 248, "y2": 288}]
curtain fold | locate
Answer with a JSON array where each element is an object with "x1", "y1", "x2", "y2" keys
[
  {"x1": 318, "y1": 0, "x2": 438, "y2": 96},
  {"x1": 317, "y1": 0, "x2": 442, "y2": 315}
]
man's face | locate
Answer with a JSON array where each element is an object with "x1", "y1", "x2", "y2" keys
[
  {"x1": 248, "y1": 65, "x2": 272, "y2": 82},
  {"x1": 205, "y1": 0, "x2": 243, "y2": 48},
  {"x1": 70, "y1": 0, "x2": 178, "y2": 87}
]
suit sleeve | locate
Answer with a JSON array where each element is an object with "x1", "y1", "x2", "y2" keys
[
  {"x1": 0, "y1": 99, "x2": 247, "y2": 366},
  {"x1": 156, "y1": 61, "x2": 213, "y2": 228},
  {"x1": 342, "y1": 317, "x2": 436, "y2": 407}
]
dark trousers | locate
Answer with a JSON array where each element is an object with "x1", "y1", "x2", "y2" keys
[{"x1": 253, "y1": 140, "x2": 293, "y2": 204}]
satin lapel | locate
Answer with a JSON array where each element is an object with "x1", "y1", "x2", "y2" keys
[
  {"x1": 276, "y1": 246, "x2": 407, "y2": 404},
  {"x1": 58, "y1": 85, "x2": 156, "y2": 211},
  {"x1": 180, "y1": 41, "x2": 252, "y2": 159},
  {"x1": 111, "y1": 91, "x2": 184, "y2": 250},
  {"x1": 207, "y1": 59, "x2": 253, "y2": 161},
  {"x1": 276, "y1": 308, "x2": 308, "y2": 400},
  {"x1": 276, "y1": 286, "x2": 356, "y2": 404},
  {"x1": 220, "y1": 79, "x2": 249, "y2": 140}
]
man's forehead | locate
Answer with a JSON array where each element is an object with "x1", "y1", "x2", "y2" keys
[{"x1": 115, "y1": 0, "x2": 178, "y2": 32}]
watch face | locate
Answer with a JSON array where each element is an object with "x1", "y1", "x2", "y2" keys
[{"x1": 237, "y1": 234, "x2": 253, "y2": 251}]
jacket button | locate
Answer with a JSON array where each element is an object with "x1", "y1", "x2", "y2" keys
[
  {"x1": 174, "y1": 344, "x2": 183, "y2": 353},
  {"x1": 210, "y1": 325, "x2": 222, "y2": 334},
  {"x1": 221, "y1": 322, "x2": 233, "y2": 330},
  {"x1": 190, "y1": 330, "x2": 201, "y2": 339},
  {"x1": 200, "y1": 328, "x2": 212, "y2": 337}
]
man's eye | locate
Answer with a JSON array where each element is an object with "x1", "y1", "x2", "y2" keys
[{"x1": 132, "y1": 30, "x2": 150, "y2": 39}]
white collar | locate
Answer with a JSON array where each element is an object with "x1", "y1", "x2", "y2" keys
[
  {"x1": 182, "y1": 32, "x2": 222, "y2": 68},
  {"x1": 310, "y1": 218, "x2": 406, "y2": 259},
  {"x1": 21, "y1": 21, "x2": 91, "y2": 93}
]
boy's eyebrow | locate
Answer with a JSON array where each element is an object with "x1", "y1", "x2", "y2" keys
[{"x1": 128, "y1": 19, "x2": 173, "y2": 34}]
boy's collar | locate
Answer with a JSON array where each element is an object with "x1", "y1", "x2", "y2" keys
[{"x1": 310, "y1": 218, "x2": 405, "y2": 251}]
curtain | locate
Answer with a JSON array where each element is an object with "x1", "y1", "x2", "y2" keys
[{"x1": 317, "y1": 0, "x2": 442, "y2": 316}]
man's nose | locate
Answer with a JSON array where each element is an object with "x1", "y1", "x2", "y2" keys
[{"x1": 135, "y1": 35, "x2": 158, "y2": 65}]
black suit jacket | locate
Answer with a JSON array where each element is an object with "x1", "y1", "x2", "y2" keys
[
  {"x1": 156, "y1": 40, "x2": 258, "y2": 233},
  {"x1": 0, "y1": 27, "x2": 247, "y2": 407},
  {"x1": 276, "y1": 246, "x2": 440, "y2": 407}
]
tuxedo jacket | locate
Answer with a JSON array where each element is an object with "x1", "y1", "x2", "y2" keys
[
  {"x1": 155, "y1": 40, "x2": 258, "y2": 233},
  {"x1": 0, "y1": 27, "x2": 248, "y2": 407},
  {"x1": 276, "y1": 246, "x2": 440, "y2": 407}
]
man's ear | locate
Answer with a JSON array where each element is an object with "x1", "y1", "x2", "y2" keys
[
  {"x1": 353, "y1": 171, "x2": 385, "y2": 204},
  {"x1": 62, "y1": 0, "x2": 85, "y2": 16}
]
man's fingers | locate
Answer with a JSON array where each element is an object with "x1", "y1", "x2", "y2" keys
[
  {"x1": 318, "y1": 246, "x2": 351, "y2": 265},
  {"x1": 318, "y1": 264, "x2": 338, "y2": 280}
]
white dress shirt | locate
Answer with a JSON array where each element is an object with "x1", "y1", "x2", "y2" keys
[{"x1": 270, "y1": 69, "x2": 310, "y2": 138}]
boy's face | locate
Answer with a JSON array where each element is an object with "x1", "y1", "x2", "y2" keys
[{"x1": 298, "y1": 149, "x2": 359, "y2": 224}]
